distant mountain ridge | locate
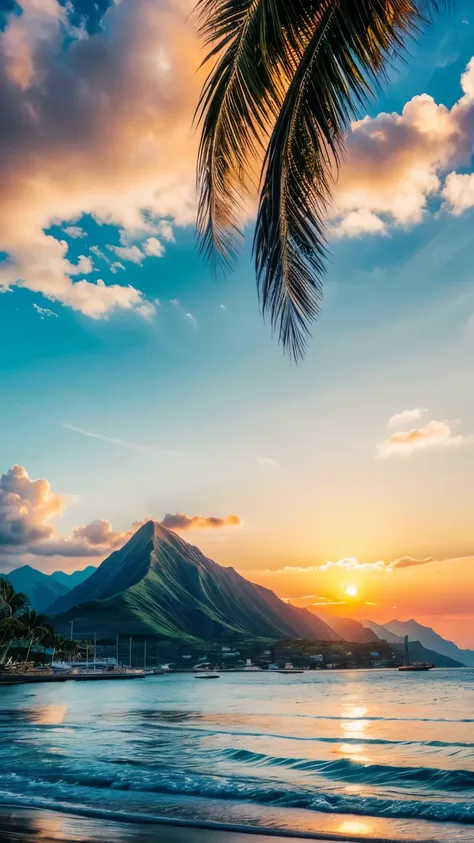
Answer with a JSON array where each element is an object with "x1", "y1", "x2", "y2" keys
[
  {"x1": 384, "y1": 619, "x2": 474, "y2": 667},
  {"x1": 362, "y1": 620, "x2": 404, "y2": 644},
  {"x1": 362, "y1": 619, "x2": 473, "y2": 667},
  {"x1": 2, "y1": 564, "x2": 96, "y2": 613},
  {"x1": 4, "y1": 565, "x2": 69, "y2": 613},
  {"x1": 51, "y1": 566, "x2": 96, "y2": 590},
  {"x1": 309, "y1": 609, "x2": 380, "y2": 644},
  {"x1": 395, "y1": 640, "x2": 464, "y2": 668},
  {"x1": 50, "y1": 520, "x2": 341, "y2": 642}
]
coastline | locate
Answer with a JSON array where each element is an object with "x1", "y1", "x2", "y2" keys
[{"x1": 0, "y1": 806, "x2": 416, "y2": 843}]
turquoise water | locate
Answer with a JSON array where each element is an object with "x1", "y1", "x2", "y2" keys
[{"x1": 1, "y1": 669, "x2": 474, "y2": 840}]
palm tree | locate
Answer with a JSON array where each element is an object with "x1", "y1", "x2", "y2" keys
[
  {"x1": 21, "y1": 611, "x2": 55, "y2": 667},
  {"x1": 0, "y1": 579, "x2": 29, "y2": 665},
  {"x1": 0, "y1": 616, "x2": 27, "y2": 662},
  {"x1": 0, "y1": 578, "x2": 29, "y2": 618},
  {"x1": 195, "y1": 0, "x2": 446, "y2": 358},
  {"x1": 53, "y1": 636, "x2": 79, "y2": 662}
]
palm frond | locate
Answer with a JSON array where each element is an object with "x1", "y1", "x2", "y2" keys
[
  {"x1": 0, "y1": 578, "x2": 29, "y2": 618},
  {"x1": 195, "y1": 0, "x2": 448, "y2": 357},
  {"x1": 254, "y1": 0, "x2": 447, "y2": 359},
  {"x1": 195, "y1": 0, "x2": 327, "y2": 266}
]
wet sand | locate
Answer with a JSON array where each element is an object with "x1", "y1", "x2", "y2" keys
[{"x1": 0, "y1": 807, "x2": 401, "y2": 843}]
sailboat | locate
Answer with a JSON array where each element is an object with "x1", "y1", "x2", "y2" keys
[{"x1": 398, "y1": 635, "x2": 432, "y2": 671}]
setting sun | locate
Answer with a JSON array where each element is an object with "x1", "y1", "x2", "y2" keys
[{"x1": 345, "y1": 585, "x2": 358, "y2": 597}]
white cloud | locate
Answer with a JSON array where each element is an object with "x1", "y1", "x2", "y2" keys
[
  {"x1": 319, "y1": 557, "x2": 386, "y2": 572},
  {"x1": 33, "y1": 303, "x2": 58, "y2": 319},
  {"x1": 0, "y1": 0, "x2": 200, "y2": 319},
  {"x1": 442, "y1": 171, "x2": 474, "y2": 214},
  {"x1": 156, "y1": 221, "x2": 175, "y2": 242},
  {"x1": 257, "y1": 555, "x2": 455, "y2": 577},
  {"x1": 184, "y1": 312, "x2": 197, "y2": 328},
  {"x1": 331, "y1": 209, "x2": 387, "y2": 238},
  {"x1": 332, "y1": 56, "x2": 474, "y2": 236},
  {"x1": 143, "y1": 237, "x2": 165, "y2": 257},
  {"x1": 90, "y1": 246, "x2": 110, "y2": 264},
  {"x1": 108, "y1": 245, "x2": 145, "y2": 265},
  {"x1": 378, "y1": 419, "x2": 469, "y2": 458},
  {"x1": 63, "y1": 226, "x2": 86, "y2": 239},
  {"x1": 387, "y1": 408, "x2": 425, "y2": 429},
  {"x1": 0, "y1": 465, "x2": 64, "y2": 549},
  {"x1": 68, "y1": 254, "x2": 94, "y2": 274}
]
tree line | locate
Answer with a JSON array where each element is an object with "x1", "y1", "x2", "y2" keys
[{"x1": 0, "y1": 579, "x2": 77, "y2": 669}]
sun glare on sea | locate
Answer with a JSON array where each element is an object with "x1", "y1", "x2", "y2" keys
[{"x1": 345, "y1": 584, "x2": 358, "y2": 597}]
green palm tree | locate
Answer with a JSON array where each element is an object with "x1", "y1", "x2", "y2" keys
[
  {"x1": 195, "y1": 0, "x2": 446, "y2": 358},
  {"x1": 0, "y1": 578, "x2": 29, "y2": 618},
  {"x1": 0, "y1": 616, "x2": 27, "y2": 660},
  {"x1": 21, "y1": 611, "x2": 55, "y2": 667},
  {"x1": 0, "y1": 579, "x2": 29, "y2": 664}
]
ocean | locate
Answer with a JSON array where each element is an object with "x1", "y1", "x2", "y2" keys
[{"x1": 1, "y1": 669, "x2": 474, "y2": 841}]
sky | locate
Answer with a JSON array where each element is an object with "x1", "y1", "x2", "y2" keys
[{"x1": 0, "y1": 0, "x2": 474, "y2": 646}]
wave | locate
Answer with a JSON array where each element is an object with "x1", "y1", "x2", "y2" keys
[
  {"x1": 218, "y1": 748, "x2": 474, "y2": 791},
  {"x1": 289, "y1": 714, "x2": 474, "y2": 724},
  {"x1": 0, "y1": 793, "x2": 408, "y2": 843},
  {"x1": 136, "y1": 708, "x2": 474, "y2": 725},
  {"x1": 2, "y1": 768, "x2": 474, "y2": 825},
  {"x1": 143, "y1": 720, "x2": 474, "y2": 749}
]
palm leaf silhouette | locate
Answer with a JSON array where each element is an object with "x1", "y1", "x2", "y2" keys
[{"x1": 195, "y1": 0, "x2": 447, "y2": 358}]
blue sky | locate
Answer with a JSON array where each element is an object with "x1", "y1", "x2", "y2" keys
[{"x1": 1, "y1": 0, "x2": 474, "y2": 643}]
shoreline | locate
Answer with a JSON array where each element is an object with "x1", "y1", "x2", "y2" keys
[{"x1": 0, "y1": 804, "x2": 418, "y2": 843}]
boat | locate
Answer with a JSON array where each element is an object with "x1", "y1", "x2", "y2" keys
[
  {"x1": 399, "y1": 664, "x2": 432, "y2": 671},
  {"x1": 195, "y1": 672, "x2": 220, "y2": 679},
  {"x1": 277, "y1": 662, "x2": 304, "y2": 674},
  {"x1": 398, "y1": 635, "x2": 432, "y2": 671}
]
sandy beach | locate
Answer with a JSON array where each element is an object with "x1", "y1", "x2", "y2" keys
[{"x1": 0, "y1": 807, "x2": 387, "y2": 843}]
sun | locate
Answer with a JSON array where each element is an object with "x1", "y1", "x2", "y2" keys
[{"x1": 345, "y1": 584, "x2": 358, "y2": 597}]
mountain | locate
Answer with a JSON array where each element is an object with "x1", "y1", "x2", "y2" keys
[
  {"x1": 51, "y1": 566, "x2": 96, "y2": 589},
  {"x1": 309, "y1": 610, "x2": 380, "y2": 644},
  {"x1": 384, "y1": 619, "x2": 474, "y2": 668},
  {"x1": 4, "y1": 565, "x2": 69, "y2": 613},
  {"x1": 50, "y1": 521, "x2": 340, "y2": 642},
  {"x1": 362, "y1": 620, "x2": 404, "y2": 644},
  {"x1": 395, "y1": 640, "x2": 464, "y2": 668}
]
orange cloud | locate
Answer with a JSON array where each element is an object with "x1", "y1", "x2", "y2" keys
[
  {"x1": 331, "y1": 57, "x2": 474, "y2": 236},
  {"x1": 0, "y1": 0, "x2": 200, "y2": 318},
  {"x1": 161, "y1": 513, "x2": 242, "y2": 531},
  {"x1": 389, "y1": 556, "x2": 435, "y2": 569},
  {"x1": 377, "y1": 420, "x2": 469, "y2": 457},
  {"x1": 0, "y1": 464, "x2": 133, "y2": 560},
  {"x1": 0, "y1": 464, "x2": 65, "y2": 547}
]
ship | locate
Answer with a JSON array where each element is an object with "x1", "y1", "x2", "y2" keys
[{"x1": 398, "y1": 635, "x2": 433, "y2": 671}]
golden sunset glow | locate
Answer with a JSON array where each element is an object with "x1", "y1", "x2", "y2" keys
[{"x1": 345, "y1": 584, "x2": 358, "y2": 597}]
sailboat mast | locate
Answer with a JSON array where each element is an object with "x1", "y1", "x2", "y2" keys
[{"x1": 404, "y1": 635, "x2": 410, "y2": 666}]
